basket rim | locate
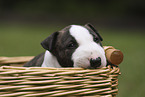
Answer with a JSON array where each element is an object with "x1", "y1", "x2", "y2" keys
[{"x1": 0, "y1": 65, "x2": 115, "y2": 70}]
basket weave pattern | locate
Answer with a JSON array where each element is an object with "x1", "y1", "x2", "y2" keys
[{"x1": 0, "y1": 65, "x2": 120, "y2": 97}]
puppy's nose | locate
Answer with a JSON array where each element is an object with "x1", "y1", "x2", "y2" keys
[{"x1": 90, "y1": 57, "x2": 101, "y2": 68}]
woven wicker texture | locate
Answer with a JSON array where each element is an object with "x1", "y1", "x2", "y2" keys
[
  {"x1": 0, "y1": 65, "x2": 120, "y2": 97},
  {"x1": 0, "y1": 56, "x2": 34, "y2": 67}
]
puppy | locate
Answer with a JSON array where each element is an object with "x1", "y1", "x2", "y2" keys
[{"x1": 24, "y1": 23, "x2": 107, "y2": 69}]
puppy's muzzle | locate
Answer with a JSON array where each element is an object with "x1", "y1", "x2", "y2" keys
[{"x1": 90, "y1": 57, "x2": 101, "y2": 68}]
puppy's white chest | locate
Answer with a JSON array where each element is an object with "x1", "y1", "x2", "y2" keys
[{"x1": 42, "y1": 51, "x2": 62, "y2": 68}]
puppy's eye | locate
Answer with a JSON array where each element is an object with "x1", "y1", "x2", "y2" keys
[
  {"x1": 67, "y1": 42, "x2": 76, "y2": 48},
  {"x1": 94, "y1": 37, "x2": 99, "y2": 42}
]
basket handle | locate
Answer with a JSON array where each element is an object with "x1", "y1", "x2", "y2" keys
[{"x1": 104, "y1": 46, "x2": 123, "y2": 65}]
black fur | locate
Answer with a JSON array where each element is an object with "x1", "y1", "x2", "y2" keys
[
  {"x1": 24, "y1": 52, "x2": 45, "y2": 67},
  {"x1": 24, "y1": 23, "x2": 103, "y2": 67},
  {"x1": 41, "y1": 25, "x2": 78, "y2": 67},
  {"x1": 53, "y1": 26, "x2": 79, "y2": 67},
  {"x1": 85, "y1": 23, "x2": 103, "y2": 41},
  {"x1": 41, "y1": 32, "x2": 59, "y2": 51},
  {"x1": 84, "y1": 23, "x2": 103, "y2": 46}
]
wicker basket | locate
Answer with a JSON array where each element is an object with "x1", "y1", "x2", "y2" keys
[{"x1": 0, "y1": 56, "x2": 121, "y2": 97}]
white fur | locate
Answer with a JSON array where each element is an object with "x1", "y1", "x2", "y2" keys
[
  {"x1": 42, "y1": 51, "x2": 62, "y2": 68},
  {"x1": 70, "y1": 25, "x2": 107, "y2": 68},
  {"x1": 42, "y1": 25, "x2": 107, "y2": 68}
]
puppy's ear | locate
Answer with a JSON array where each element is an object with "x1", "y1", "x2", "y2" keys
[
  {"x1": 85, "y1": 23, "x2": 103, "y2": 41},
  {"x1": 41, "y1": 32, "x2": 59, "y2": 51}
]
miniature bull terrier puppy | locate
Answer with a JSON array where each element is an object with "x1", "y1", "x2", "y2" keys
[{"x1": 24, "y1": 23, "x2": 107, "y2": 69}]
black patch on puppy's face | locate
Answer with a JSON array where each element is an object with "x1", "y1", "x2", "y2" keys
[
  {"x1": 84, "y1": 23, "x2": 103, "y2": 46},
  {"x1": 41, "y1": 25, "x2": 79, "y2": 67},
  {"x1": 41, "y1": 24, "x2": 103, "y2": 68},
  {"x1": 53, "y1": 26, "x2": 79, "y2": 67}
]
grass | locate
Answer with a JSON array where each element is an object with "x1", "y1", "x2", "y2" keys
[
  {"x1": 0, "y1": 24, "x2": 60, "y2": 56},
  {"x1": 0, "y1": 24, "x2": 145, "y2": 97}
]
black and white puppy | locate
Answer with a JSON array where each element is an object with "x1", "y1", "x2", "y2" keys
[{"x1": 24, "y1": 23, "x2": 107, "y2": 69}]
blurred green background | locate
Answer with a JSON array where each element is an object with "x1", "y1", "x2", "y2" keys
[{"x1": 0, "y1": 0, "x2": 145, "y2": 97}]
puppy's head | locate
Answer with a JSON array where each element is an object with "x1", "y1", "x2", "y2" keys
[{"x1": 41, "y1": 23, "x2": 107, "y2": 68}]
